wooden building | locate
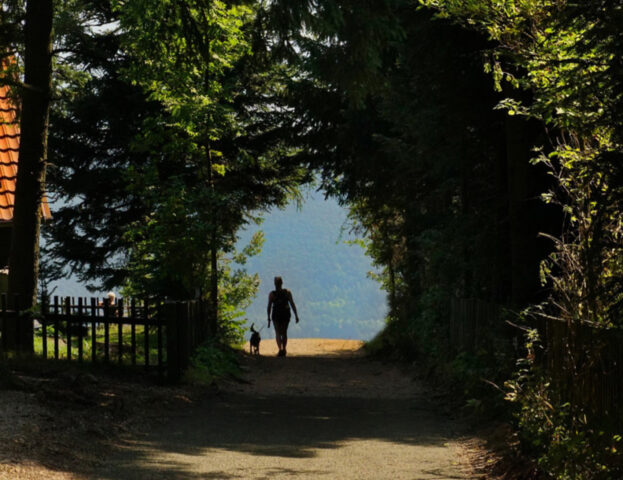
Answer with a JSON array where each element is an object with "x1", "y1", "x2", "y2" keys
[{"x1": 0, "y1": 84, "x2": 52, "y2": 275}]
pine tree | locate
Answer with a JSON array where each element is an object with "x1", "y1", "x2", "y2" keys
[{"x1": 45, "y1": 0, "x2": 307, "y2": 336}]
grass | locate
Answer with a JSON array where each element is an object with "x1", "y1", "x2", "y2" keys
[
  {"x1": 33, "y1": 323, "x2": 166, "y2": 367},
  {"x1": 183, "y1": 339, "x2": 242, "y2": 385}
]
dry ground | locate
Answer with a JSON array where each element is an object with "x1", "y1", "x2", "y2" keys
[
  {"x1": 0, "y1": 364, "x2": 199, "y2": 480},
  {"x1": 1, "y1": 339, "x2": 496, "y2": 479},
  {"x1": 93, "y1": 339, "x2": 484, "y2": 479}
]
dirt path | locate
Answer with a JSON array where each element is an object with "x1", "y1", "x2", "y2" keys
[{"x1": 91, "y1": 339, "x2": 480, "y2": 480}]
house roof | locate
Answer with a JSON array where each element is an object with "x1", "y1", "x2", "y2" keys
[{"x1": 0, "y1": 84, "x2": 52, "y2": 223}]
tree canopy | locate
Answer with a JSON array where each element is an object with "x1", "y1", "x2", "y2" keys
[{"x1": 3, "y1": 1, "x2": 623, "y2": 474}]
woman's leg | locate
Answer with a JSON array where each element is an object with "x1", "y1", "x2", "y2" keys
[
  {"x1": 281, "y1": 318, "x2": 290, "y2": 355},
  {"x1": 274, "y1": 321, "x2": 283, "y2": 352}
]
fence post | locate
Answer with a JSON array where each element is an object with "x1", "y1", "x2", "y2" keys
[
  {"x1": 0, "y1": 294, "x2": 28, "y2": 353},
  {"x1": 130, "y1": 298, "x2": 137, "y2": 366},
  {"x1": 449, "y1": 298, "x2": 455, "y2": 355},
  {"x1": 157, "y1": 301, "x2": 163, "y2": 381},
  {"x1": 199, "y1": 299, "x2": 205, "y2": 344},
  {"x1": 1, "y1": 294, "x2": 6, "y2": 352},
  {"x1": 144, "y1": 299, "x2": 150, "y2": 369},
  {"x1": 64, "y1": 297, "x2": 71, "y2": 360},
  {"x1": 165, "y1": 302, "x2": 181, "y2": 383},
  {"x1": 117, "y1": 298, "x2": 124, "y2": 364},
  {"x1": 41, "y1": 295, "x2": 48, "y2": 359},
  {"x1": 180, "y1": 302, "x2": 190, "y2": 372},
  {"x1": 90, "y1": 297, "x2": 97, "y2": 363},
  {"x1": 77, "y1": 297, "x2": 83, "y2": 362},
  {"x1": 14, "y1": 295, "x2": 20, "y2": 355},
  {"x1": 53, "y1": 296, "x2": 59, "y2": 359},
  {"x1": 103, "y1": 297, "x2": 110, "y2": 363}
]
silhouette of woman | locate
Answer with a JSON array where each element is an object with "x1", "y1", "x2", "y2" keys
[{"x1": 267, "y1": 276, "x2": 299, "y2": 357}]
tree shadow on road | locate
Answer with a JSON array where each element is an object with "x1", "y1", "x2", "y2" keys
[{"x1": 92, "y1": 392, "x2": 469, "y2": 480}]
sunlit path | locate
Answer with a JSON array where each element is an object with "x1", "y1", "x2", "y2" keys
[{"x1": 92, "y1": 340, "x2": 478, "y2": 480}]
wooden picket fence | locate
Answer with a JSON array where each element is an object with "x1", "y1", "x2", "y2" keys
[
  {"x1": 536, "y1": 318, "x2": 623, "y2": 420},
  {"x1": 164, "y1": 299, "x2": 212, "y2": 382},
  {"x1": 449, "y1": 297, "x2": 623, "y2": 421},
  {"x1": 0, "y1": 294, "x2": 212, "y2": 382},
  {"x1": 40, "y1": 296, "x2": 164, "y2": 369},
  {"x1": 449, "y1": 297, "x2": 517, "y2": 356}
]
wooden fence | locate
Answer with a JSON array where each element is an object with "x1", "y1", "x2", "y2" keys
[
  {"x1": 0, "y1": 295, "x2": 212, "y2": 382},
  {"x1": 164, "y1": 299, "x2": 211, "y2": 382},
  {"x1": 537, "y1": 318, "x2": 623, "y2": 420},
  {"x1": 449, "y1": 297, "x2": 516, "y2": 355},
  {"x1": 449, "y1": 297, "x2": 623, "y2": 421}
]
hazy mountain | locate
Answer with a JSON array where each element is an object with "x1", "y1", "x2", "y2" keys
[
  {"x1": 238, "y1": 189, "x2": 387, "y2": 341},
  {"x1": 49, "y1": 190, "x2": 388, "y2": 340}
]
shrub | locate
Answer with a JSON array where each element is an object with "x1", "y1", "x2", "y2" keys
[
  {"x1": 183, "y1": 339, "x2": 241, "y2": 385},
  {"x1": 505, "y1": 329, "x2": 623, "y2": 480}
]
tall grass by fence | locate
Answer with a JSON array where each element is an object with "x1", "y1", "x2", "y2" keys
[
  {"x1": 0, "y1": 295, "x2": 213, "y2": 382},
  {"x1": 449, "y1": 297, "x2": 623, "y2": 421}
]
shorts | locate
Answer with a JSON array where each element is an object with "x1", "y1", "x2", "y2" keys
[{"x1": 272, "y1": 313, "x2": 291, "y2": 333}]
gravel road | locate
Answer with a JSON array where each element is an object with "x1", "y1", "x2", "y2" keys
[{"x1": 91, "y1": 339, "x2": 479, "y2": 480}]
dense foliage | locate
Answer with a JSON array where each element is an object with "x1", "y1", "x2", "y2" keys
[
  {"x1": 44, "y1": 1, "x2": 307, "y2": 332},
  {"x1": 272, "y1": 0, "x2": 554, "y2": 352},
  {"x1": 259, "y1": 0, "x2": 623, "y2": 477},
  {"x1": 4, "y1": 0, "x2": 623, "y2": 475},
  {"x1": 420, "y1": 2, "x2": 623, "y2": 478}
]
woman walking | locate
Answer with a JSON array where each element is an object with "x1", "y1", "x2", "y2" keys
[{"x1": 267, "y1": 276, "x2": 299, "y2": 357}]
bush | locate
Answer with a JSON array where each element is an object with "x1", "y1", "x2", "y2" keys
[
  {"x1": 183, "y1": 339, "x2": 241, "y2": 385},
  {"x1": 505, "y1": 329, "x2": 623, "y2": 480}
]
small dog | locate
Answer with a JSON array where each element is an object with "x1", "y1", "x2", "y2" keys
[{"x1": 249, "y1": 323, "x2": 261, "y2": 355}]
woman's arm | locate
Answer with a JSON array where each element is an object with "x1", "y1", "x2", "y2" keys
[
  {"x1": 288, "y1": 291, "x2": 299, "y2": 323},
  {"x1": 267, "y1": 292, "x2": 273, "y2": 327}
]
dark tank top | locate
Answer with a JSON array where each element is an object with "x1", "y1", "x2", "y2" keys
[{"x1": 272, "y1": 289, "x2": 291, "y2": 319}]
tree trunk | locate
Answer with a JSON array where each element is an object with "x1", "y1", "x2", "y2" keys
[{"x1": 5, "y1": 0, "x2": 54, "y2": 352}]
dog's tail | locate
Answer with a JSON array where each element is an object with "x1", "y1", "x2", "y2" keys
[{"x1": 250, "y1": 323, "x2": 257, "y2": 333}]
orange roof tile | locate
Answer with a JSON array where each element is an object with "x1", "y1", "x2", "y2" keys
[{"x1": 0, "y1": 84, "x2": 52, "y2": 223}]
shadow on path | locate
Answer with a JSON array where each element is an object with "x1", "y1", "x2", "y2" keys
[{"x1": 91, "y1": 340, "x2": 475, "y2": 480}]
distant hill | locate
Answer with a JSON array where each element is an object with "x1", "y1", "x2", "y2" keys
[
  {"x1": 49, "y1": 190, "x2": 388, "y2": 340},
  {"x1": 238, "y1": 189, "x2": 387, "y2": 341}
]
